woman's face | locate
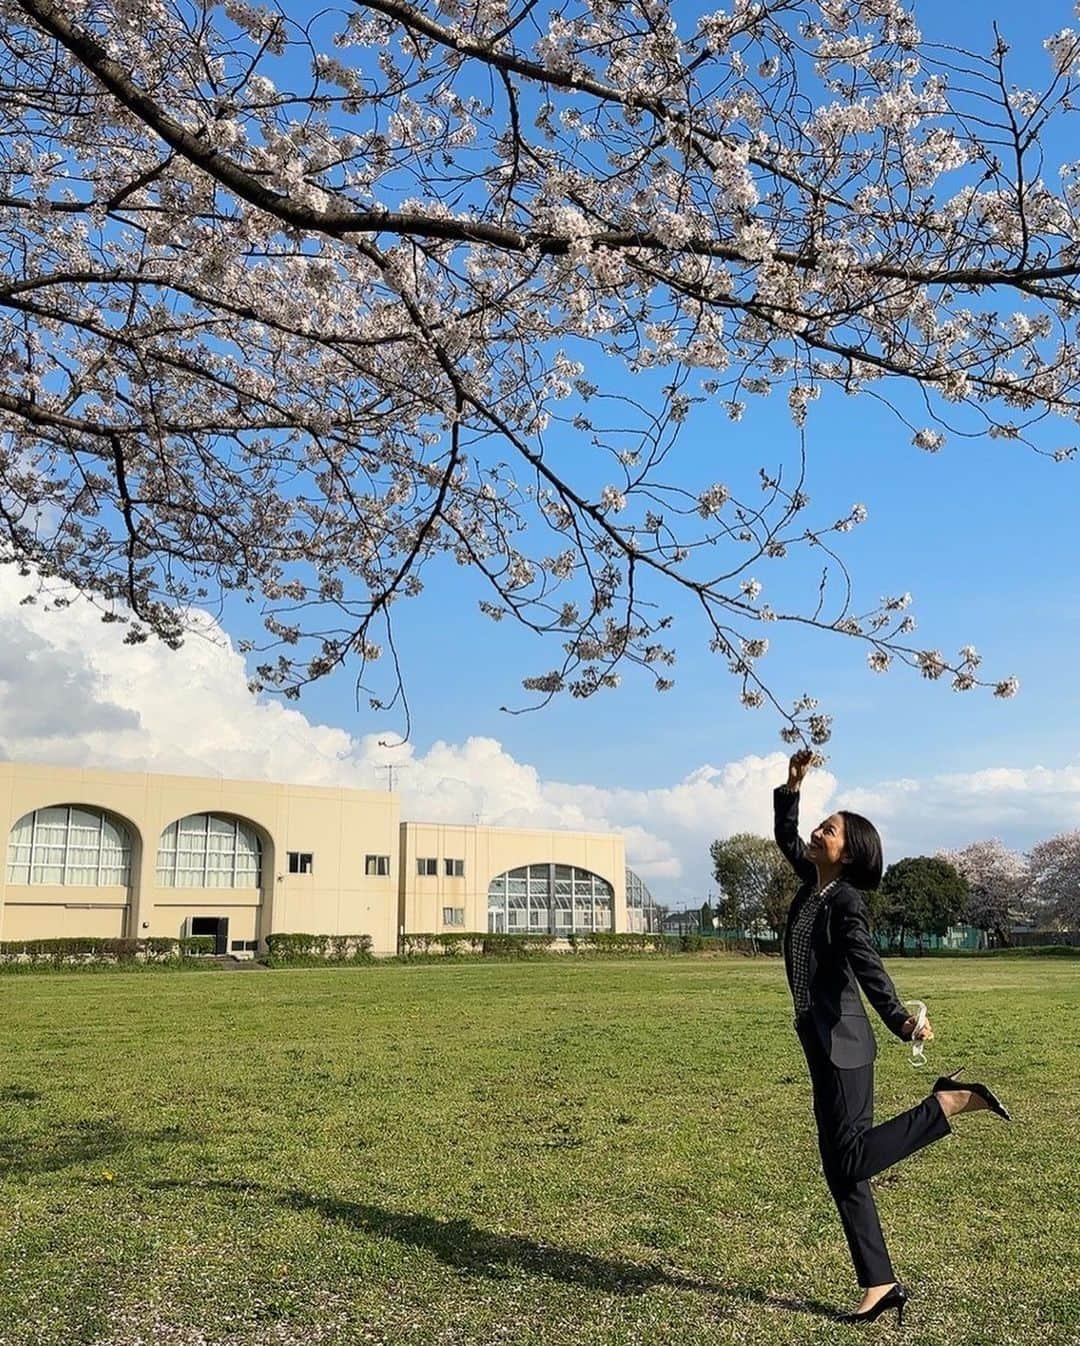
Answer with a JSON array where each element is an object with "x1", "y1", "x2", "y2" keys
[{"x1": 807, "y1": 813, "x2": 848, "y2": 868}]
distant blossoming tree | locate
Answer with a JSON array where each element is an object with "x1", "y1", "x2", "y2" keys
[
  {"x1": 1027, "y1": 831, "x2": 1080, "y2": 928},
  {"x1": 938, "y1": 837, "x2": 1030, "y2": 946},
  {"x1": 3, "y1": 0, "x2": 1079, "y2": 739}
]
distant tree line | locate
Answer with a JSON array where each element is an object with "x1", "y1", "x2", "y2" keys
[{"x1": 707, "y1": 831, "x2": 1080, "y2": 949}]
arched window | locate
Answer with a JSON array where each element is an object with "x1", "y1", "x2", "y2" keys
[
  {"x1": 156, "y1": 814, "x2": 261, "y2": 889},
  {"x1": 487, "y1": 864, "x2": 613, "y2": 936},
  {"x1": 625, "y1": 867, "x2": 663, "y2": 933},
  {"x1": 7, "y1": 806, "x2": 131, "y2": 886}
]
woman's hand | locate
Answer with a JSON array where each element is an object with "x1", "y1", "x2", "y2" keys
[
  {"x1": 900, "y1": 1014, "x2": 934, "y2": 1042},
  {"x1": 787, "y1": 748, "x2": 814, "y2": 791}
]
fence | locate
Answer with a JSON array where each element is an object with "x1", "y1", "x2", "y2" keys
[
  {"x1": 1009, "y1": 929, "x2": 1080, "y2": 947},
  {"x1": 655, "y1": 917, "x2": 1079, "y2": 953},
  {"x1": 871, "y1": 926, "x2": 984, "y2": 953}
]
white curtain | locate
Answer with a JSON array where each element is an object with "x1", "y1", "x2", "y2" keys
[
  {"x1": 156, "y1": 814, "x2": 260, "y2": 888},
  {"x1": 7, "y1": 806, "x2": 131, "y2": 886},
  {"x1": 6, "y1": 812, "x2": 33, "y2": 884}
]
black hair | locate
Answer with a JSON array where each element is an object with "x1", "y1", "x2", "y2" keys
[{"x1": 837, "y1": 811, "x2": 883, "y2": 891}]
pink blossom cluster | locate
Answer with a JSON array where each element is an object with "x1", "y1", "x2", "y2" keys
[{"x1": 0, "y1": 0, "x2": 1070, "y2": 747}]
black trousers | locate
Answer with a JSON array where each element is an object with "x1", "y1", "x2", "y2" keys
[{"x1": 796, "y1": 1018, "x2": 952, "y2": 1286}]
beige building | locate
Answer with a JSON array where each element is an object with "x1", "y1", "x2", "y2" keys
[{"x1": 0, "y1": 761, "x2": 659, "y2": 956}]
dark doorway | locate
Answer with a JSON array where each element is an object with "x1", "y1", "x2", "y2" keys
[{"x1": 189, "y1": 916, "x2": 229, "y2": 954}]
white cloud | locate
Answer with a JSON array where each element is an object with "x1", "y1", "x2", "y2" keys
[
  {"x1": 840, "y1": 767, "x2": 1080, "y2": 857},
  {"x1": 1, "y1": 569, "x2": 1079, "y2": 905}
]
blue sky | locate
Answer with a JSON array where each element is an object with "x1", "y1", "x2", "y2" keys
[
  {"x1": 279, "y1": 0, "x2": 1080, "y2": 793},
  {"x1": 292, "y1": 367, "x2": 1079, "y2": 800}
]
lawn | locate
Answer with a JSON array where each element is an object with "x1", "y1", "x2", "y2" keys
[{"x1": 0, "y1": 956, "x2": 1076, "y2": 1346}]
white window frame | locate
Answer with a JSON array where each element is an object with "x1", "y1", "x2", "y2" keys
[
  {"x1": 487, "y1": 863, "x2": 614, "y2": 936},
  {"x1": 6, "y1": 806, "x2": 131, "y2": 887},
  {"x1": 156, "y1": 815, "x2": 261, "y2": 889}
]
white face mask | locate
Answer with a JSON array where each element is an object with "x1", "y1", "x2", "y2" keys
[{"x1": 905, "y1": 999, "x2": 929, "y2": 1067}]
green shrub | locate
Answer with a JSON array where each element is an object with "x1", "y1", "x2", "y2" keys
[
  {"x1": 435, "y1": 931, "x2": 479, "y2": 956},
  {"x1": 398, "y1": 931, "x2": 722, "y2": 959},
  {"x1": 178, "y1": 935, "x2": 216, "y2": 957},
  {"x1": 573, "y1": 932, "x2": 660, "y2": 954},
  {"x1": 434, "y1": 932, "x2": 485, "y2": 956},
  {"x1": 144, "y1": 937, "x2": 182, "y2": 959},
  {"x1": 400, "y1": 932, "x2": 487, "y2": 956},
  {"x1": 400, "y1": 932, "x2": 435, "y2": 956},
  {"x1": 480, "y1": 933, "x2": 555, "y2": 958},
  {"x1": 0, "y1": 937, "x2": 139, "y2": 966},
  {"x1": 264, "y1": 933, "x2": 373, "y2": 966},
  {"x1": 0, "y1": 934, "x2": 219, "y2": 972}
]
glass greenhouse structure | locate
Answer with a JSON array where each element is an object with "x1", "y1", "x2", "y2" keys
[{"x1": 486, "y1": 864, "x2": 663, "y2": 935}]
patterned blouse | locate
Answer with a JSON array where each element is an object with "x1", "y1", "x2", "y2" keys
[{"x1": 788, "y1": 877, "x2": 839, "y2": 1015}]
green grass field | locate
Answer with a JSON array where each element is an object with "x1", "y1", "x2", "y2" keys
[{"x1": 0, "y1": 956, "x2": 1076, "y2": 1346}]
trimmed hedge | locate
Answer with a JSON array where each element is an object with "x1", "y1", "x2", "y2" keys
[
  {"x1": 0, "y1": 934, "x2": 216, "y2": 971},
  {"x1": 264, "y1": 933, "x2": 374, "y2": 966},
  {"x1": 568, "y1": 932, "x2": 663, "y2": 954},
  {"x1": 481, "y1": 933, "x2": 555, "y2": 957},
  {"x1": 401, "y1": 931, "x2": 700, "y2": 957},
  {"x1": 400, "y1": 932, "x2": 560, "y2": 958},
  {"x1": 882, "y1": 943, "x2": 1080, "y2": 959},
  {"x1": 400, "y1": 932, "x2": 487, "y2": 957}
]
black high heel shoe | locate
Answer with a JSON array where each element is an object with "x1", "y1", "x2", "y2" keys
[
  {"x1": 931, "y1": 1065, "x2": 964, "y2": 1090},
  {"x1": 931, "y1": 1066, "x2": 1012, "y2": 1121},
  {"x1": 837, "y1": 1281, "x2": 908, "y2": 1326}
]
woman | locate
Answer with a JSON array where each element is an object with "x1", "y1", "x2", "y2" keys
[{"x1": 775, "y1": 748, "x2": 1010, "y2": 1325}]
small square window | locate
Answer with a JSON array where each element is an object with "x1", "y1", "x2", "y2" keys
[
  {"x1": 417, "y1": 857, "x2": 437, "y2": 876},
  {"x1": 287, "y1": 852, "x2": 313, "y2": 875},
  {"x1": 443, "y1": 857, "x2": 465, "y2": 877},
  {"x1": 365, "y1": 854, "x2": 390, "y2": 877},
  {"x1": 230, "y1": 939, "x2": 245, "y2": 952},
  {"x1": 442, "y1": 907, "x2": 465, "y2": 926}
]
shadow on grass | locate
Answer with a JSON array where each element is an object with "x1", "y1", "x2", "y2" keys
[
  {"x1": 0, "y1": 1117, "x2": 130, "y2": 1175},
  {"x1": 0, "y1": 1086, "x2": 42, "y2": 1104},
  {"x1": 147, "y1": 1178, "x2": 841, "y2": 1320},
  {"x1": 0, "y1": 1118, "x2": 194, "y2": 1177}
]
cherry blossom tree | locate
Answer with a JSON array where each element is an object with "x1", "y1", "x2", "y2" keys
[
  {"x1": 938, "y1": 837, "x2": 1030, "y2": 946},
  {"x1": 3, "y1": 0, "x2": 1080, "y2": 740},
  {"x1": 1027, "y1": 831, "x2": 1080, "y2": 928}
]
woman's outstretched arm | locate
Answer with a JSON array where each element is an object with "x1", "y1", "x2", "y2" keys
[
  {"x1": 832, "y1": 889, "x2": 912, "y2": 1039},
  {"x1": 774, "y1": 749, "x2": 817, "y2": 883}
]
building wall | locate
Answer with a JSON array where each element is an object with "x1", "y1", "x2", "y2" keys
[
  {"x1": 1, "y1": 892, "x2": 128, "y2": 941},
  {"x1": 0, "y1": 762, "x2": 399, "y2": 955},
  {"x1": 0, "y1": 762, "x2": 629, "y2": 954},
  {"x1": 398, "y1": 821, "x2": 627, "y2": 936}
]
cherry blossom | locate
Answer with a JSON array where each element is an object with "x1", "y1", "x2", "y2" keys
[
  {"x1": 0, "y1": 0, "x2": 1075, "y2": 747},
  {"x1": 1028, "y1": 831, "x2": 1080, "y2": 927},
  {"x1": 939, "y1": 838, "x2": 1031, "y2": 944}
]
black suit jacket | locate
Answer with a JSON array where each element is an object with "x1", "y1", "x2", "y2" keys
[{"x1": 774, "y1": 786, "x2": 910, "y2": 1068}]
